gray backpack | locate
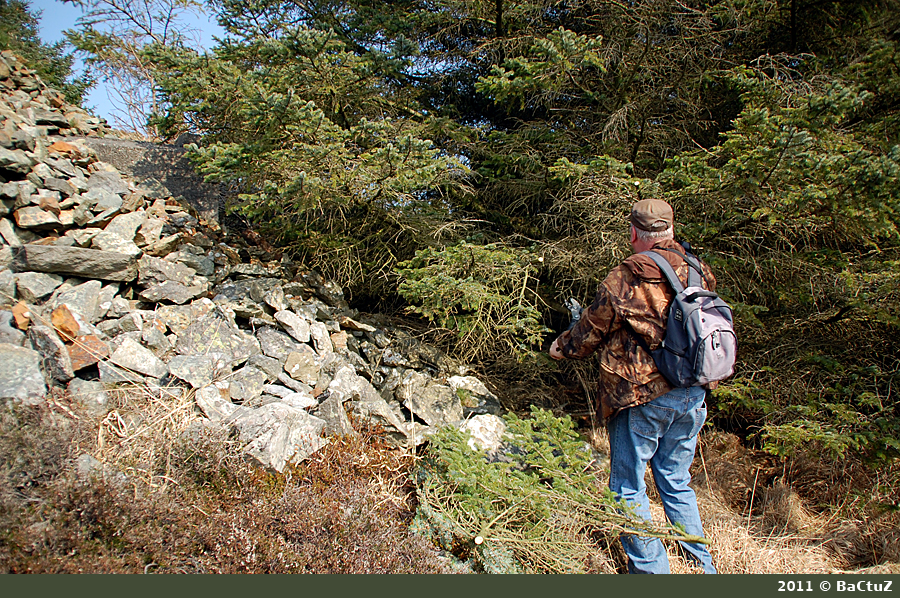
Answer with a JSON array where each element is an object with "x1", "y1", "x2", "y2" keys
[{"x1": 639, "y1": 249, "x2": 737, "y2": 387}]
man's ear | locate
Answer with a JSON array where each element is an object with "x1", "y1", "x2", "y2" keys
[{"x1": 630, "y1": 225, "x2": 638, "y2": 244}]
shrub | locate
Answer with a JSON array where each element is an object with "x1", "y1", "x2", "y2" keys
[
  {"x1": 412, "y1": 407, "x2": 707, "y2": 573},
  {"x1": 397, "y1": 242, "x2": 550, "y2": 361}
]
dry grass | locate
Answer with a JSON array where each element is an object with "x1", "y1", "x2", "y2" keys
[
  {"x1": 2, "y1": 374, "x2": 897, "y2": 573},
  {"x1": 586, "y1": 427, "x2": 900, "y2": 574},
  {"x1": 0, "y1": 390, "x2": 455, "y2": 573}
]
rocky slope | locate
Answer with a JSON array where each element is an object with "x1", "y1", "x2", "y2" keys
[{"x1": 0, "y1": 50, "x2": 503, "y2": 474}]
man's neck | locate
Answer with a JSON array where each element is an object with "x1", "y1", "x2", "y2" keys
[{"x1": 632, "y1": 236, "x2": 677, "y2": 254}]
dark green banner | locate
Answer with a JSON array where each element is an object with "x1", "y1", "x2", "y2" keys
[{"x1": 4, "y1": 574, "x2": 898, "y2": 598}]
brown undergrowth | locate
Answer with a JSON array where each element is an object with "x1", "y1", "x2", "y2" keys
[
  {"x1": 1, "y1": 379, "x2": 897, "y2": 573},
  {"x1": 0, "y1": 390, "x2": 454, "y2": 573}
]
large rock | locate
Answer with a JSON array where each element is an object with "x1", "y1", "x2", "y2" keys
[
  {"x1": 103, "y1": 210, "x2": 147, "y2": 241},
  {"x1": 138, "y1": 280, "x2": 207, "y2": 304},
  {"x1": 0, "y1": 268, "x2": 14, "y2": 307},
  {"x1": 314, "y1": 394, "x2": 355, "y2": 437},
  {"x1": 174, "y1": 306, "x2": 260, "y2": 367},
  {"x1": 156, "y1": 299, "x2": 214, "y2": 335},
  {"x1": 137, "y1": 254, "x2": 207, "y2": 304},
  {"x1": 170, "y1": 245, "x2": 215, "y2": 277},
  {"x1": 109, "y1": 336, "x2": 168, "y2": 378},
  {"x1": 284, "y1": 351, "x2": 320, "y2": 386},
  {"x1": 98, "y1": 360, "x2": 146, "y2": 386},
  {"x1": 309, "y1": 321, "x2": 333, "y2": 355},
  {"x1": 257, "y1": 326, "x2": 301, "y2": 362},
  {"x1": 228, "y1": 366, "x2": 266, "y2": 403},
  {"x1": 67, "y1": 378, "x2": 110, "y2": 417},
  {"x1": 85, "y1": 170, "x2": 129, "y2": 195},
  {"x1": 91, "y1": 230, "x2": 143, "y2": 257},
  {"x1": 329, "y1": 366, "x2": 409, "y2": 443},
  {"x1": 67, "y1": 334, "x2": 109, "y2": 371},
  {"x1": 14, "y1": 245, "x2": 138, "y2": 281},
  {"x1": 50, "y1": 279, "x2": 102, "y2": 323},
  {"x1": 263, "y1": 383, "x2": 316, "y2": 408},
  {"x1": 448, "y1": 375, "x2": 503, "y2": 417},
  {"x1": 195, "y1": 382, "x2": 237, "y2": 421},
  {"x1": 81, "y1": 137, "x2": 223, "y2": 225},
  {"x1": 28, "y1": 324, "x2": 74, "y2": 383},
  {"x1": 0, "y1": 310, "x2": 25, "y2": 345},
  {"x1": 0, "y1": 343, "x2": 47, "y2": 404},
  {"x1": 167, "y1": 353, "x2": 229, "y2": 388},
  {"x1": 274, "y1": 310, "x2": 310, "y2": 343},
  {"x1": 226, "y1": 403, "x2": 327, "y2": 473},
  {"x1": 138, "y1": 254, "x2": 200, "y2": 286},
  {"x1": 396, "y1": 370, "x2": 464, "y2": 428},
  {"x1": 247, "y1": 354, "x2": 283, "y2": 381},
  {"x1": 14, "y1": 206, "x2": 61, "y2": 229},
  {"x1": 459, "y1": 414, "x2": 507, "y2": 452},
  {"x1": 0, "y1": 147, "x2": 34, "y2": 174},
  {"x1": 14, "y1": 271, "x2": 63, "y2": 302}
]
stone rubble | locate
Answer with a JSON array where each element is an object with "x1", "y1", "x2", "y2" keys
[{"x1": 0, "y1": 51, "x2": 504, "y2": 473}]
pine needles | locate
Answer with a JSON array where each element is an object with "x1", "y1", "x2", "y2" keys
[{"x1": 413, "y1": 408, "x2": 708, "y2": 573}]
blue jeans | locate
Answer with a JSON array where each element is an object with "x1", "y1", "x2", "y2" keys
[{"x1": 607, "y1": 387, "x2": 716, "y2": 574}]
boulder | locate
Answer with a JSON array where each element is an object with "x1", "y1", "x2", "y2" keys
[
  {"x1": 448, "y1": 375, "x2": 503, "y2": 417},
  {"x1": 138, "y1": 280, "x2": 207, "y2": 304},
  {"x1": 67, "y1": 334, "x2": 109, "y2": 371},
  {"x1": 314, "y1": 394, "x2": 355, "y2": 437},
  {"x1": 246, "y1": 354, "x2": 283, "y2": 381},
  {"x1": 28, "y1": 324, "x2": 74, "y2": 383},
  {"x1": 14, "y1": 271, "x2": 63, "y2": 302},
  {"x1": 396, "y1": 370, "x2": 464, "y2": 428},
  {"x1": 85, "y1": 170, "x2": 129, "y2": 195},
  {"x1": 228, "y1": 366, "x2": 266, "y2": 403},
  {"x1": 257, "y1": 326, "x2": 301, "y2": 362},
  {"x1": 156, "y1": 300, "x2": 214, "y2": 335},
  {"x1": 103, "y1": 210, "x2": 147, "y2": 241},
  {"x1": 284, "y1": 351, "x2": 320, "y2": 386},
  {"x1": 329, "y1": 365, "x2": 409, "y2": 443},
  {"x1": 0, "y1": 147, "x2": 33, "y2": 173},
  {"x1": 109, "y1": 337, "x2": 167, "y2": 379},
  {"x1": 195, "y1": 382, "x2": 237, "y2": 421},
  {"x1": 0, "y1": 343, "x2": 47, "y2": 404},
  {"x1": 137, "y1": 254, "x2": 200, "y2": 286},
  {"x1": 274, "y1": 309, "x2": 310, "y2": 343},
  {"x1": 167, "y1": 353, "x2": 229, "y2": 388},
  {"x1": 226, "y1": 402, "x2": 327, "y2": 473},
  {"x1": 0, "y1": 310, "x2": 24, "y2": 345},
  {"x1": 174, "y1": 306, "x2": 260, "y2": 367},
  {"x1": 50, "y1": 279, "x2": 102, "y2": 323},
  {"x1": 15, "y1": 244, "x2": 139, "y2": 281},
  {"x1": 309, "y1": 321, "x2": 333, "y2": 355},
  {"x1": 459, "y1": 414, "x2": 508, "y2": 452},
  {"x1": 14, "y1": 206, "x2": 60, "y2": 229},
  {"x1": 90, "y1": 230, "x2": 142, "y2": 257},
  {"x1": 67, "y1": 378, "x2": 110, "y2": 417}
]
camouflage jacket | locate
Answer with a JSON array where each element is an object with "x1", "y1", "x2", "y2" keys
[{"x1": 555, "y1": 238, "x2": 717, "y2": 421}]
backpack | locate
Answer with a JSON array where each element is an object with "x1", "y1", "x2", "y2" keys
[{"x1": 638, "y1": 248, "x2": 737, "y2": 387}]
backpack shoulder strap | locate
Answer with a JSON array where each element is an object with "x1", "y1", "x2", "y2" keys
[
  {"x1": 652, "y1": 247, "x2": 711, "y2": 289},
  {"x1": 640, "y1": 250, "x2": 686, "y2": 293}
]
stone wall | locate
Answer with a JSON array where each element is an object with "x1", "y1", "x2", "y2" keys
[{"x1": 0, "y1": 51, "x2": 502, "y2": 473}]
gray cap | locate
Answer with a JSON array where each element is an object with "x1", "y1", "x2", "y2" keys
[{"x1": 631, "y1": 199, "x2": 673, "y2": 232}]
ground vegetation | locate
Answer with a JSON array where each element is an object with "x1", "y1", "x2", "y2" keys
[{"x1": 8, "y1": 0, "x2": 900, "y2": 572}]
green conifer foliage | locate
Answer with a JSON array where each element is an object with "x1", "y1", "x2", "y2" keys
[
  {"x1": 413, "y1": 408, "x2": 709, "y2": 573},
  {"x1": 0, "y1": 0, "x2": 91, "y2": 104}
]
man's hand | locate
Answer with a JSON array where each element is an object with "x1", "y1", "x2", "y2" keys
[{"x1": 549, "y1": 338, "x2": 565, "y2": 360}]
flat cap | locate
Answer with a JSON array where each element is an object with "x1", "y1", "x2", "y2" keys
[{"x1": 631, "y1": 199, "x2": 673, "y2": 232}]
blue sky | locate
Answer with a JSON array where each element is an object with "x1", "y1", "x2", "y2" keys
[{"x1": 30, "y1": 0, "x2": 223, "y2": 129}]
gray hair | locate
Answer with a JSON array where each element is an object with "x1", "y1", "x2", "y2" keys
[{"x1": 633, "y1": 224, "x2": 674, "y2": 241}]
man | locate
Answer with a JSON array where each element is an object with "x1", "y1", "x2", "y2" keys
[{"x1": 549, "y1": 198, "x2": 717, "y2": 574}]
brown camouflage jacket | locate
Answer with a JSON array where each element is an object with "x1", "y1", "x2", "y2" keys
[{"x1": 555, "y1": 238, "x2": 717, "y2": 421}]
